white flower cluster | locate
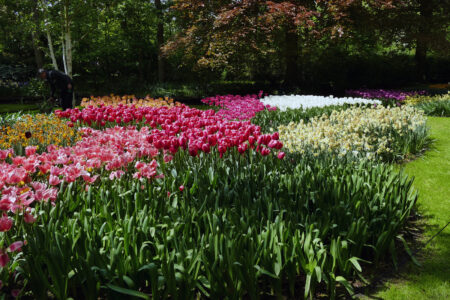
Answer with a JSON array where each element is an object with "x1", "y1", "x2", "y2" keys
[
  {"x1": 261, "y1": 95, "x2": 381, "y2": 111},
  {"x1": 278, "y1": 105, "x2": 426, "y2": 160}
]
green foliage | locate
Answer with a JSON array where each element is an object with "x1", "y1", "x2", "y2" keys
[
  {"x1": 408, "y1": 94, "x2": 450, "y2": 117},
  {"x1": 13, "y1": 150, "x2": 417, "y2": 299},
  {"x1": 0, "y1": 112, "x2": 24, "y2": 127},
  {"x1": 415, "y1": 100, "x2": 450, "y2": 117},
  {"x1": 2, "y1": 1, "x2": 450, "y2": 95},
  {"x1": 252, "y1": 105, "x2": 348, "y2": 133}
]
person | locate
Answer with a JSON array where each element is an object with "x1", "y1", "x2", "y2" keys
[{"x1": 38, "y1": 69, "x2": 74, "y2": 110}]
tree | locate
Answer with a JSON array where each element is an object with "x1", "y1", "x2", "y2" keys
[
  {"x1": 164, "y1": 0, "x2": 398, "y2": 87},
  {"x1": 155, "y1": 0, "x2": 165, "y2": 82}
]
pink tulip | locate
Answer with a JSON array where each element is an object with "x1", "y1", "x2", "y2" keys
[
  {"x1": 11, "y1": 289, "x2": 20, "y2": 298},
  {"x1": 24, "y1": 212, "x2": 36, "y2": 224},
  {"x1": 8, "y1": 241, "x2": 23, "y2": 252},
  {"x1": 25, "y1": 146, "x2": 37, "y2": 157},
  {"x1": 48, "y1": 175, "x2": 61, "y2": 186},
  {"x1": 0, "y1": 214, "x2": 13, "y2": 232}
]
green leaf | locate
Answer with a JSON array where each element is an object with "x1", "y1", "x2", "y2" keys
[
  {"x1": 315, "y1": 266, "x2": 322, "y2": 283},
  {"x1": 254, "y1": 265, "x2": 278, "y2": 279},
  {"x1": 397, "y1": 235, "x2": 422, "y2": 267},
  {"x1": 123, "y1": 275, "x2": 136, "y2": 288},
  {"x1": 106, "y1": 283, "x2": 150, "y2": 299},
  {"x1": 304, "y1": 274, "x2": 312, "y2": 298},
  {"x1": 336, "y1": 276, "x2": 353, "y2": 294},
  {"x1": 349, "y1": 257, "x2": 362, "y2": 272}
]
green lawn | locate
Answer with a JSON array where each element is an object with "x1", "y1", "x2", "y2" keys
[
  {"x1": 377, "y1": 117, "x2": 450, "y2": 299},
  {"x1": 0, "y1": 103, "x2": 39, "y2": 113}
]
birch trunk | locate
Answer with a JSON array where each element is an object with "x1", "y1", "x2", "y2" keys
[
  {"x1": 46, "y1": 31, "x2": 59, "y2": 70},
  {"x1": 63, "y1": 1, "x2": 72, "y2": 77},
  {"x1": 62, "y1": 35, "x2": 68, "y2": 74},
  {"x1": 65, "y1": 29, "x2": 72, "y2": 77}
]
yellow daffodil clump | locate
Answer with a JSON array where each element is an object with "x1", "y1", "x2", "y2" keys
[
  {"x1": 278, "y1": 105, "x2": 427, "y2": 161},
  {"x1": 0, "y1": 114, "x2": 81, "y2": 153},
  {"x1": 81, "y1": 94, "x2": 181, "y2": 108}
]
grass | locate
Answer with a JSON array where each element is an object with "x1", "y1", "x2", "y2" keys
[
  {"x1": 376, "y1": 117, "x2": 450, "y2": 299},
  {"x1": 0, "y1": 103, "x2": 39, "y2": 113}
]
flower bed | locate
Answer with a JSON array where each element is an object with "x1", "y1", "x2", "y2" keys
[
  {"x1": 346, "y1": 89, "x2": 426, "y2": 101},
  {"x1": 278, "y1": 105, "x2": 428, "y2": 161},
  {"x1": 201, "y1": 92, "x2": 276, "y2": 120},
  {"x1": 81, "y1": 94, "x2": 179, "y2": 108},
  {"x1": 0, "y1": 114, "x2": 81, "y2": 155},
  {"x1": 0, "y1": 98, "x2": 430, "y2": 298},
  {"x1": 0, "y1": 105, "x2": 284, "y2": 246},
  {"x1": 260, "y1": 95, "x2": 380, "y2": 111}
]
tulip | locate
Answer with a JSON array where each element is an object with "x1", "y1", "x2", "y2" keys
[
  {"x1": 25, "y1": 146, "x2": 37, "y2": 157},
  {"x1": 24, "y1": 212, "x2": 36, "y2": 224},
  {"x1": 260, "y1": 147, "x2": 270, "y2": 156},
  {"x1": 48, "y1": 175, "x2": 61, "y2": 186},
  {"x1": 201, "y1": 144, "x2": 211, "y2": 154},
  {"x1": 8, "y1": 241, "x2": 23, "y2": 252},
  {"x1": 0, "y1": 252, "x2": 10, "y2": 267},
  {"x1": 0, "y1": 214, "x2": 13, "y2": 232}
]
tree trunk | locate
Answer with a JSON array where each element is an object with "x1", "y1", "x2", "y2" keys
[
  {"x1": 284, "y1": 27, "x2": 298, "y2": 87},
  {"x1": 62, "y1": 34, "x2": 68, "y2": 74},
  {"x1": 31, "y1": 32, "x2": 45, "y2": 69},
  {"x1": 155, "y1": 0, "x2": 165, "y2": 82},
  {"x1": 62, "y1": 1, "x2": 73, "y2": 77},
  {"x1": 415, "y1": 0, "x2": 432, "y2": 81},
  {"x1": 31, "y1": 1, "x2": 44, "y2": 69},
  {"x1": 65, "y1": 29, "x2": 73, "y2": 77},
  {"x1": 46, "y1": 31, "x2": 59, "y2": 70}
]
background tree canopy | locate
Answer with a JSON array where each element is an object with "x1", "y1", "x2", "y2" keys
[{"x1": 0, "y1": 0, "x2": 449, "y2": 98}]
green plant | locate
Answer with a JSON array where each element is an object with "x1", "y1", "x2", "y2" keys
[
  {"x1": 13, "y1": 150, "x2": 417, "y2": 299},
  {"x1": 415, "y1": 100, "x2": 450, "y2": 117},
  {"x1": 252, "y1": 105, "x2": 349, "y2": 133},
  {"x1": 404, "y1": 93, "x2": 450, "y2": 117}
]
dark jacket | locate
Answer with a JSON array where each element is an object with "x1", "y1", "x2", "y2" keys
[{"x1": 46, "y1": 70, "x2": 73, "y2": 98}]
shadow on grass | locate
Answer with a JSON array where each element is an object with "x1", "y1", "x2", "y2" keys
[{"x1": 354, "y1": 211, "x2": 450, "y2": 299}]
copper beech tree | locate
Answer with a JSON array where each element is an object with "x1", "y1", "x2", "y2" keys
[{"x1": 163, "y1": 0, "x2": 399, "y2": 86}]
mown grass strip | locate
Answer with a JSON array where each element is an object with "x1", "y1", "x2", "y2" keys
[{"x1": 377, "y1": 117, "x2": 450, "y2": 299}]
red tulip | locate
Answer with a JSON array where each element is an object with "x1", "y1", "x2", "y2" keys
[
  {"x1": 261, "y1": 147, "x2": 270, "y2": 156},
  {"x1": 0, "y1": 253, "x2": 10, "y2": 267}
]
